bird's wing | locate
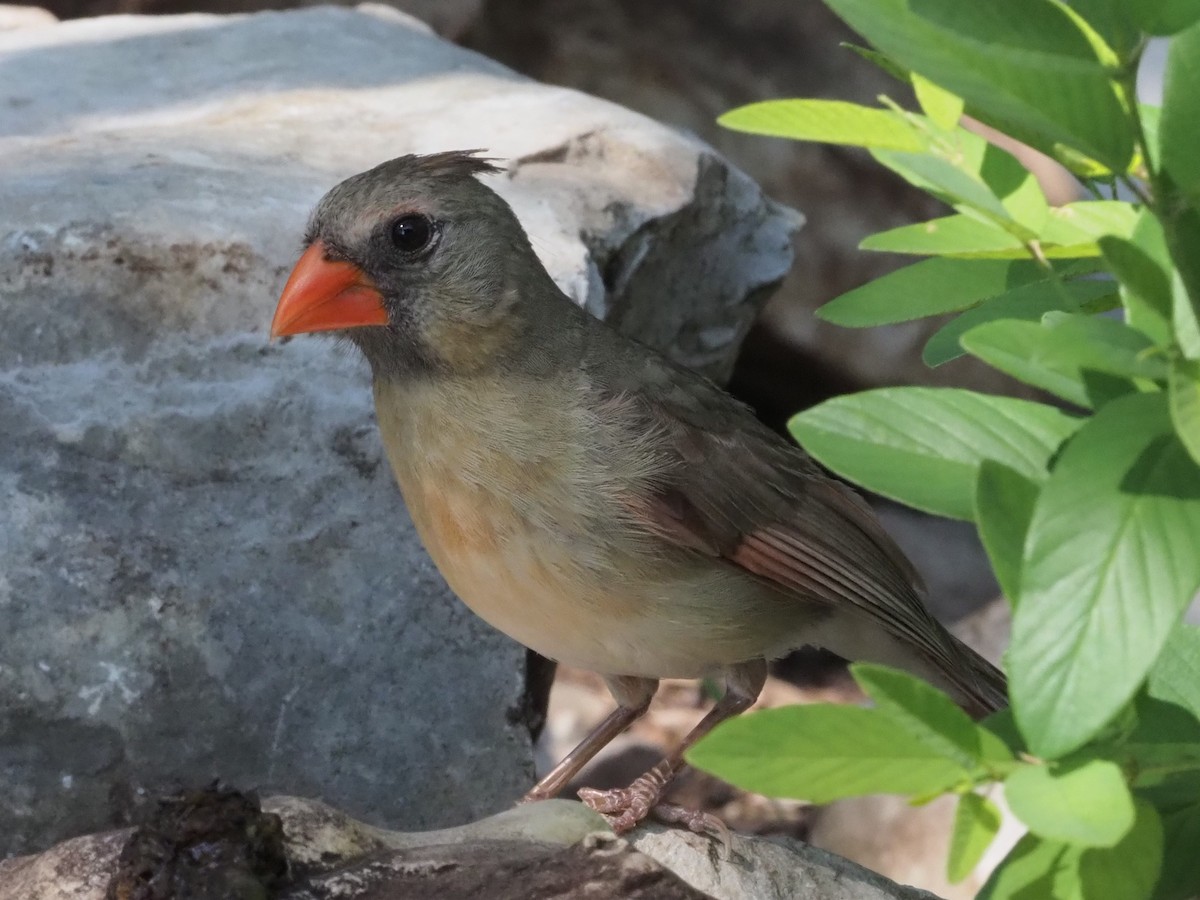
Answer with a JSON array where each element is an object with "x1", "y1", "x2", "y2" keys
[{"x1": 600, "y1": 350, "x2": 966, "y2": 678}]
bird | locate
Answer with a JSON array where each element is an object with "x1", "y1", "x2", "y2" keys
[{"x1": 269, "y1": 150, "x2": 1007, "y2": 835}]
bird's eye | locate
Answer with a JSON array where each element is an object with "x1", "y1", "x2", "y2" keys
[{"x1": 390, "y1": 214, "x2": 437, "y2": 255}]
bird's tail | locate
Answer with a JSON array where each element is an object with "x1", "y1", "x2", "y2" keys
[{"x1": 944, "y1": 635, "x2": 1007, "y2": 719}]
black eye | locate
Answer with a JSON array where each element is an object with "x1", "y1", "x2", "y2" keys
[{"x1": 390, "y1": 214, "x2": 436, "y2": 255}]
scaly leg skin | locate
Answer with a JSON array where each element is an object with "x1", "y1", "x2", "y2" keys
[
  {"x1": 521, "y1": 675, "x2": 658, "y2": 804},
  {"x1": 577, "y1": 659, "x2": 767, "y2": 843}
]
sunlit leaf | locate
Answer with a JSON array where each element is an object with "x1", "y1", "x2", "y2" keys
[
  {"x1": 1010, "y1": 394, "x2": 1200, "y2": 758},
  {"x1": 686, "y1": 705, "x2": 969, "y2": 803},
  {"x1": 823, "y1": 0, "x2": 1134, "y2": 170},
  {"x1": 1006, "y1": 759, "x2": 1135, "y2": 846},
  {"x1": 948, "y1": 792, "x2": 1003, "y2": 883},
  {"x1": 975, "y1": 461, "x2": 1040, "y2": 604},
  {"x1": 924, "y1": 279, "x2": 1117, "y2": 366},
  {"x1": 820, "y1": 257, "x2": 1100, "y2": 327},
  {"x1": 790, "y1": 388, "x2": 1080, "y2": 521},
  {"x1": 718, "y1": 100, "x2": 925, "y2": 151},
  {"x1": 912, "y1": 73, "x2": 964, "y2": 130},
  {"x1": 1169, "y1": 357, "x2": 1200, "y2": 465}
]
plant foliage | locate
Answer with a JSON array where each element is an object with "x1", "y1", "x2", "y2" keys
[{"x1": 694, "y1": 3, "x2": 1200, "y2": 897}]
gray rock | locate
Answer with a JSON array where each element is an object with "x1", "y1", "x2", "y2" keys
[
  {"x1": 0, "y1": 795, "x2": 942, "y2": 900},
  {"x1": 0, "y1": 6, "x2": 797, "y2": 857},
  {"x1": 630, "y1": 825, "x2": 943, "y2": 900}
]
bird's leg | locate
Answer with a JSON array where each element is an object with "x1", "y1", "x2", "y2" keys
[
  {"x1": 578, "y1": 659, "x2": 767, "y2": 838},
  {"x1": 521, "y1": 675, "x2": 658, "y2": 804}
]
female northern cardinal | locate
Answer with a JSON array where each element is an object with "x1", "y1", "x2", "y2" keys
[{"x1": 270, "y1": 151, "x2": 1006, "y2": 835}]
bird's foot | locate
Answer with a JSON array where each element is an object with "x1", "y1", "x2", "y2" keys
[
  {"x1": 577, "y1": 782, "x2": 654, "y2": 834},
  {"x1": 577, "y1": 767, "x2": 729, "y2": 851},
  {"x1": 578, "y1": 761, "x2": 671, "y2": 833},
  {"x1": 651, "y1": 803, "x2": 732, "y2": 855}
]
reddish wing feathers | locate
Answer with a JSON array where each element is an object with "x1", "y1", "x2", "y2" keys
[{"x1": 609, "y1": 373, "x2": 1005, "y2": 714}]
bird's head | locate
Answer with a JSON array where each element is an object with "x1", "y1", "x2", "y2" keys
[{"x1": 270, "y1": 151, "x2": 544, "y2": 377}]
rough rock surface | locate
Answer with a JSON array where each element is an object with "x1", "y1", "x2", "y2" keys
[
  {"x1": 0, "y1": 794, "x2": 943, "y2": 900},
  {"x1": 0, "y1": 7, "x2": 797, "y2": 857}
]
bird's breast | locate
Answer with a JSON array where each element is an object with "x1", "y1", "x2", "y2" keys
[
  {"x1": 369, "y1": 375, "x2": 812, "y2": 677},
  {"x1": 372, "y1": 376, "x2": 649, "y2": 669}
]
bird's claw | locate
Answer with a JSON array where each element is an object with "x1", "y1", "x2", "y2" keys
[
  {"x1": 651, "y1": 803, "x2": 732, "y2": 856},
  {"x1": 577, "y1": 783, "x2": 653, "y2": 834},
  {"x1": 578, "y1": 771, "x2": 730, "y2": 855}
]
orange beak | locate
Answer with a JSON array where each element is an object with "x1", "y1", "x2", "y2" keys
[{"x1": 270, "y1": 241, "x2": 389, "y2": 338}]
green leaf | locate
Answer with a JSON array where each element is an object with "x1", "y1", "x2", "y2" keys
[
  {"x1": 873, "y1": 129, "x2": 1048, "y2": 234},
  {"x1": 979, "y1": 800, "x2": 1163, "y2": 900},
  {"x1": 960, "y1": 314, "x2": 1165, "y2": 409},
  {"x1": 789, "y1": 388, "x2": 1081, "y2": 521},
  {"x1": 1006, "y1": 759, "x2": 1135, "y2": 846},
  {"x1": 1108, "y1": 636, "x2": 1200, "y2": 790},
  {"x1": 1141, "y1": 103, "x2": 1162, "y2": 173},
  {"x1": 982, "y1": 707, "x2": 1028, "y2": 756},
  {"x1": 820, "y1": 257, "x2": 1099, "y2": 328},
  {"x1": 977, "y1": 831, "x2": 1073, "y2": 900},
  {"x1": 1134, "y1": 0, "x2": 1200, "y2": 35},
  {"x1": 1068, "y1": 0, "x2": 1143, "y2": 59},
  {"x1": 822, "y1": 0, "x2": 1134, "y2": 171},
  {"x1": 923, "y1": 278, "x2": 1117, "y2": 366},
  {"x1": 912, "y1": 73, "x2": 963, "y2": 130},
  {"x1": 862, "y1": 213, "x2": 1025, "y2": 257},
  {"x1": 852, "y1": 664, "x2": 984, "y2": 767},
  {"x1": 1101, "y1": 212, "x2": 1174, "y2": 345},
  {"x1": 685, "y1": 705, "x2": 968, "y2": 803},
  {"x1": 964, "y1": 319, "x2": 1097, "y2": 405},
  {"x1": 873, "y1": 149, "x2": 1021, "y2": 226},
  {"x1": 1173, "y1": 269, "x2": 1200, "y2": 360},
  {"x1": 1078, "y1": 800, "x2": 1164, "y2": 900},
  {"x1": 865, "y1": 201, "x2": 1135, "y2": 259},
  {"x1": 948, "y1": 792, "x2": 1003, "y2": 883},
  {"x1": 1155, "y1": 803, "x2": 1200, "y2": 899},
  {"x1": 1147, "y1": 625, "x2": 1200, "y2": 721},
  {"x1": 1169, "y1": 357, "x2": 1200, "y2": 465},
  {"x1": 1141, "y1": 771, "x2": 1200, "y2": 900},
  {"x1": 718, "y1": 100, "x2": 925, "y2": 151},
  {"x1": 1040, "y1": 200, "x2": 1139, "y2": 246},
  {"x1": 1160, "y1": 22, "x2": 1200, "y2": 210},
  {"x1": 975, "y1": 461, "x2": 1040, "y2": 604},
  {"x1": 1010, "y1": 393, "x2": 1200, "y2": 758},
  {"x1": 842, "y1": 43, "x2": 910, "y2": 82}
]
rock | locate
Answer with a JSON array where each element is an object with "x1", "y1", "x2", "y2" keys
[
  {"x1": 0, "y1": 6, "x2": 797, "y2": 857},
  {"x1": 0, "y1": 5, "x2": 796, "y2": 381},
  {"x1": 0, "y1": 4, "x2": 55, "y2": 28},
  {"x1": 0, "y1": 793, "x2": 944, "y2": 900},
  {"x1": 630, "y1": 826, "x2": 943, "y2": 900},
  {"x1": 291, "y1": 837, "x2": 713, "y2": 900}
]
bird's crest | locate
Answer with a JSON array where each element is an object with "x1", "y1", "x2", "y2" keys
[{"x1": 402, "y1": 150, "x2": 504, "y2": 180}]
